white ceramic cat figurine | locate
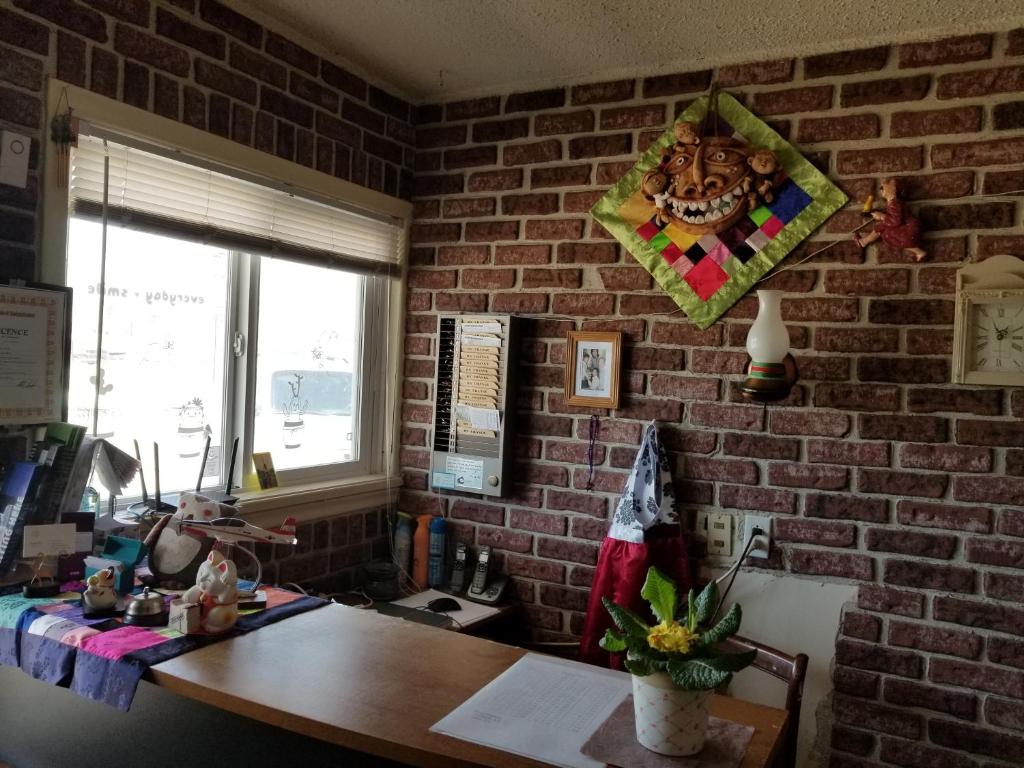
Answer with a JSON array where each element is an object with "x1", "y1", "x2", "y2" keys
[
  {"x1": 182, "y1": 551, "x2": 239, "y2": 634},
  {"x1": 83, "y1": 567, "x2": 118, "y2": 612}
]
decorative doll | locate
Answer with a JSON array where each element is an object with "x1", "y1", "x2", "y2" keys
[
  {"x1": 83, "y1": 567, "x2": 118, "y2": 612},
  {"x1": 854, "y1": 177, "x2": 927, "y2": 262},
  {"x1": 673, "y1": 121, "x2": 701, "y2": 148},
  {"x1": 182, "y1": 551, "x2": 239, "y2": 634},
  {"x1": 747, "y1": 149, "x2": 780, "y2": 206},
  {"x1": 641, "y1": 169, "x2": 673, "y2": 223}
]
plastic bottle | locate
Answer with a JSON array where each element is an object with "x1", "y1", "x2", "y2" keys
[
  {"x1": 393, "y1": 513, "x2": 414, "y2": 577},
  {"x1": 427, "y1": 516, "x2": 447, "y2": 588},
  {"x1": 412, "y1": 513, "x2": 431, "y2": 589}
]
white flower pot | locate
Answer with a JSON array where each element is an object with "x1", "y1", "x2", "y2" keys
[{"x1": 632, "y1": 672, "x2": 712, "y2": 756}]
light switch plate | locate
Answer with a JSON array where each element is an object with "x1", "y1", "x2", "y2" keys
[
  {"x1": 0, "y1": 130, "x2": 30, "y2": 189},
  {"x1": 707, "y1": 512, "x2": 732, "y2": 556}
]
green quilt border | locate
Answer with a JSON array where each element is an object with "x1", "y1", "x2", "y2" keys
[{"x1": 590, "y1": 92, "x2": 848, "y2": 330}]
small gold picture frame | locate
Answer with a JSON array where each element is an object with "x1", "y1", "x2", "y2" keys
[{"x1": 564, "y1": 331, "x2": 622, "y2": 409}]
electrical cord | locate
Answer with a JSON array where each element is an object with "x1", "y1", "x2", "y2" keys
[{"x1": 710, "y1": 527, "x2": 762, "y2": 624}]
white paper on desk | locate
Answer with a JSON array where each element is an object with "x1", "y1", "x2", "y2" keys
[
  {"x1": 21, "y1": 523, "x2": 77, "y2": 557},
  {"x1": 431, "y1": 653, "x2": 631, "y2": 768}
]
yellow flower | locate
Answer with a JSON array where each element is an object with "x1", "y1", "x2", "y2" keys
[{"x1": 647, "y1": 620, "x2": 700, "y2": 654}]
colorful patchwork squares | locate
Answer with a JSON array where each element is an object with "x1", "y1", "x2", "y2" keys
[{"x1": 591, "y1": 93, "x2": 846, "y2": 328}]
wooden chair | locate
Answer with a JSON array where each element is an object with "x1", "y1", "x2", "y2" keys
[
  {"x1": 517, "y1": 635, "x2": 807, "y2": 768},
  {"x1": 718, "y1": 635, "x2": 808, "y2": 768}
]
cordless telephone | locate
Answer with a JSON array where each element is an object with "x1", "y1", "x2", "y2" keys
[
  {"x1": 449, "y1": 543, "x2": 468, "y2": 593},
  {"x1": 466, "y1": 545, "x2": 507, "y2": 605}
]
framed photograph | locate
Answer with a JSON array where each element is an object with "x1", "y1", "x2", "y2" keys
[
  {"x1": 252, "y1": 451, "x2": 279, "y2": 489},
  {"x1": 564, "y1": 331, "x2": 622, "y2": 409}
]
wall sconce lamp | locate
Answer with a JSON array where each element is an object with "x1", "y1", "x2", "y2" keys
[{"x1": 739, "y1": 290, "x2": 798, "y2": 403}]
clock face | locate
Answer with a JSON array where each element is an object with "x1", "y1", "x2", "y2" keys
[{"x1": 971, "y1": 302, "x2": 1024, "y2": 373}]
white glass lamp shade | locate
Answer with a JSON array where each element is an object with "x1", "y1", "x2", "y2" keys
[{"x1": 746, "y1": 290, "x2": 790, "y2": 364}]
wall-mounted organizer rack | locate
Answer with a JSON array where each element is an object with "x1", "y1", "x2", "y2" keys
[{"x1": 430, "y1": 314, "x2": 519, "y2": 498}]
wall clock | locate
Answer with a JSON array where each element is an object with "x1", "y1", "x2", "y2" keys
[{"x1": 952, "y1": 254, "x2": 1024, "y2": 386}]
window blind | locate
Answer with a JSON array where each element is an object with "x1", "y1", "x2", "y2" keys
[{"x1": 68, "y1": 132, "x2": 404, "y2": 277}]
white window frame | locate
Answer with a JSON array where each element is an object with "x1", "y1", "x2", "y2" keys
[{"x1": 40, "y1": 82, "x2": 410, "y2": 519}]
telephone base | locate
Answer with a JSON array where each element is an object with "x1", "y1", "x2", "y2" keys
[{"x1": 464, "y1": 577, "x2": 507, "y2": 606}]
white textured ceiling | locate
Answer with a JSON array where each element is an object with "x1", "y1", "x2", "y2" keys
[{"x1": 246, "y1": 0, "x2": 1024, "y2": 103}]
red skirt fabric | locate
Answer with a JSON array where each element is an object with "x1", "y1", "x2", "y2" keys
[{"x1": 578, "y1": 526, "x2": 691, "y2": 668}]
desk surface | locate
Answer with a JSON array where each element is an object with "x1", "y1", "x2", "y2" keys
[{"x1": 150, "y1": 604, "x2": 787, "y2": 768}]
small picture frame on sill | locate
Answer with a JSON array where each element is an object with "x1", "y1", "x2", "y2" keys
[{"x1": 564, "y1": 331, "x2": 622, "y2": 409}]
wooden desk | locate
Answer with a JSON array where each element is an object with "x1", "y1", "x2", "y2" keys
[{"x1": 150, "y1": 604, "x2": 788, "y2": 768}]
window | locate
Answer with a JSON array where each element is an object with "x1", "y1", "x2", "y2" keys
[{"x1": 65, "y1": 131, "x2": 403, "y2": 494}]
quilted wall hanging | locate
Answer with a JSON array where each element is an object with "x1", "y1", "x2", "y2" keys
[{"x1": 591, "y1": 92, "x2": 848, "y2": 329}]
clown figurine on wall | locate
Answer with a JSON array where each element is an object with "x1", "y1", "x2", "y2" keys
[{"x1": 854, "y1": 177, "x2": 927, "y2": 262}]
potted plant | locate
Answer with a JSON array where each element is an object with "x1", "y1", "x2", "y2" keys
[{"x1": 600, "y1": 566, "x2": 756, "y2": 756}]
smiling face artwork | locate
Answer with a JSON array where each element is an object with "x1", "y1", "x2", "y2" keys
[{"x1": 651, "y1": 123, "x2": 778, "y2": 235}]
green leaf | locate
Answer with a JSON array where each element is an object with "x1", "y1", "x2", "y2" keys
[
  {"x1": 602, "y1": 597, "x2": 651, "y2": 639},
  {"x1": 624, "y1": 656, "x2": 658, "y2": 676},
  {"x1": 686, "y1": 588, "x2": 696, "y2": 631},
  {"x1": 700, "y1": 603, "x2": 742, "y2": 646},
  {"x1": 693, "y1": 581, "x2": 718, "y2": 626},
  {"x1": 599, "y1": 629, "x2": 627, "y2": 653},
  {"x1": 666, "y1": 658, "x2": 733, "y2": 690},
  {"x1": 640, "y1": 567, "x2": 677, "y2": 624}
]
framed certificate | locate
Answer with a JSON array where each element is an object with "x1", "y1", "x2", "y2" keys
[{"x1": 0, "y1": 281, "x2": 71, "y2": 425}]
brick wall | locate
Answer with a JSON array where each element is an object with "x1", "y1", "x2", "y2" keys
[
  {"x1": 0, "y1": 0, "x2": 409, "y2": 587},
  {"x1": 401, "y1": 31, "x2": 1024, "y2": 768},
  {"x1": 0, "y1": 0, "x2": 415, "y2": 281}
]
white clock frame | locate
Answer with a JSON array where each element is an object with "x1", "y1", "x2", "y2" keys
[{"x1": 952, "y1": 254, "x2": 1024, "y2": 386}]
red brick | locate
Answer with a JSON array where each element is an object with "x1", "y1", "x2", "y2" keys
[
  {"x1": 679, "y1": 457, "x2": 757, "y2": 485},
  {"x1": 825, "y1": 268, "x2": 910, "y2": 296},
  {"x1": 929, "y1": 720, "x2": 1024, "y2": 763},
  {"x1": 777, "y1": 518, "x2": 856, "y2": 548},
  {"x1": 568, "y1": 134, "x2": 631, "y2": 159},
  {"x1": 752, "y1": 85, "x2": 833, "y2": 115},
  {"x1": 436, "y1": 293, "x2": 487, "y2": 312},
  {"x1": 503, "y1": 140, "x2": 562, "y2": 166},
  {"x1": 967, "y1": 538, "x2": 1024, "y2": 570},
  {"x1": 995, "y1": 100, "x2": 1024, "y2": 130},
  {"x1": 921, "y1": 201, "x2": 1016, "y2": 230},
  {"x1": 526, "y1": 219, "x2": 585, "y2": 240},
  {"x1": 867, "y1": 528, "x2": 957, "y2": 560},
  {"x1": 718, "y1": 59, "x2": 793, "y2": 86},
  {"x1": 808, "y1": 440, "x2": 890, "y2": 466},
  {"x1": 987, "y1": 572, "x2": 1024, "y2": 603},
  {"x1": 466, "y1": 168, "x2": 521, "y2": 192},
  {"x1": 580, "y1": 318, "x2": 645, "y2": 342},
  {"x1": 555, "y1": 242, "x2": 617, "y2": 264},
  {"x1": 804, "y1": 47, "x2": 889, "y2": 78},
  {"x1": 505, "y1": 88, "x2": 564, "y2": 114},
  {"x1": 321, "y1": 60, "x2": 365, "y2": 100},
  {"x1": 859, "y1": 585, "x2": 924, "y2": 617},
  {"x1": 931, "y1": 658, "x2": 1024, "y2": 699},
  {"x1": 806, "y1": 493, "x2": 888, "y2": 523},
  {"x1": 834, "y1": 667, "x2": 880, "y2": 699},
  {"x1": 905, "y1": 329, "x2": 953, "y2": 355},
  {"x1": 651, "y1": 322, "x2": 723, "y2": 347},
  {"x1": 114, "y1": 23, "x2": 189, "y2": 76},
  {"x1": 798, "y1": 114, "x2": 880, "y2": 143},
  {"x1": 506, "y1": 555, "x2": 565, "y2": 583},
  {"x1": 642, "y1": 70, "x2": 711, "y2": 98},
  {"x1": 958, "y1": 419, "x2": 1024, "y2": 447},
  {"x1": 783, "y1": 297, "x2": 859, "y2": 322},
  {"x1": 450, "y1": 500, "x2": 504, "y2": 526},
  {"x1": 769, "y1": 462, "x2": 848, "y2": 490},
  {"x1": 954, "y1": 476, "x2": 1024, "y2": 505},
  {"x1": 496, "y1": 244, "x2": 549, "y2": 265},
  {"x1": 689, "y1": 403, "x2": 764, "y2": 432},
  {"x1": 477, "y1": 526, "x2": 533, "y2": 553},
  {"x1": 509, "y1": 509, "x2": 567, "y2": 536},
  {"x1": 859, "y1": 414, "x2": 947, "y2": 442},
  {"x1": 936, "y1": 596, "x2": 1024, "y2": 635},
  {"x1": 465, "y1": 220, "x2": 518, "y2": 242},
  {"x1": 445, "y1": 145, "x2": 497, "y2": 170},
  {"x1": 772, "y1": 411, "x2": 850, "y2": 437},
  {"x1": 410, "y1": 223, "x2": 460, "y2": 244},
  {"x1": 840, "y1": 75, "x2": 931, "y2": 107},
  {"x1": 0, "y1": 6, "x2": 49, "y2": 54},
  {"x1": 520, "y1": 268, "x2": 581, "y2": 289},
  {"x1": 687, "y1": 350, "x2": 748, "y2": 375},
  {"x1": 444, "y1": 96, "x2": 499, "y2": 122},
  {"x1": 792, "y1": 552, "x2": 873, "y2": 581},
  {"x1": 441, "y1": 197, "x2": 495, "y2": 220},
  {"x1": 459, "y1": 268, "x2": 514, "y2": 290},
  {"x1": 890, "y1": 620, "x2": 981, "y2": 659},
  {"x1": 937, "y1": 65, "x2": 1024, "y2": 99},
  {"x1": 814, "y1": 384, "x2": 900, "y2": 412},
  {"x1": 831, "y1": 727, "x2": 874, "y2": 758},
  {"x1": 593, "y1": 266, "x2": 649, "y2": 291},
  {"x1": 986, "y1": 698, "x2": 1024, "y2": 732},
  {"x1": 884, "y1": 678, "x2": 977, "y2": 721},
  {"x1": 547, "y1": 293, "x2": 611, "y2": 317},
  {"x1": 472, "y1": 117, "x2": 528, "y2": 143},
  {"x1": 897, "y1": 500, "x2": 991, "y2": 533},
  {"x1": 571, "y1": 79, "x2": 634, "y2": 104},
  {"x1": 890, "y1": 105, "x2": 983, "y2": 137},
  {"x1": 536, "y1": 536, "x2": 599, "y2": 564},
  {"x1": 933, "y1": 137, "x2": 1024, "y2": 168},
  {"x1": 722, "y1": 433, "x2": 798, "y2": 461},
  {"x1": 858, "y1": 357, "x2": 948, "y2": 384},
  {"x1": 917, "y1": 266, "x2": 957, "y2": 293},
  {"x1": 600, "y1": 104, "x2": 665, "y2": 130},
  {"x1": 837, "y1": 146, "x2": 923, "y2": 175},
  {"x1": 617, "y1": 294, "x2": 678, "y2": 315},
  {"x1": 529, "y1": 164, "x2": 590, "y2": 189},
  {"x1": 900, "y1": 444, "x2": 991, "y2": 473},
  {"x1": 417, "y1": 125, "x2": 467, "y2": 149},
  {"x1": 899, "y1": 34, "x2": 993, "y2": 68},
  {"x1": 885, "y1": 559, "x2": 974, "y2": 593},
  {"x1": 196, "y1": 59, "x2": 257, "y2": 104},
  {"x1": 719, "y1": 485, "x2": 796, "y2": 514}
]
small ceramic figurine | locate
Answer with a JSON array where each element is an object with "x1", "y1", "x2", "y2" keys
[
  {"x1": 182, "y1": 550, "x2": 239, "y2": 634},
  {"x1": 83, "y1": 567, "x2": 118, "y2": 612},
  {"x1": 673, "y1": 121, "x2": 701, "y2": 148},
  {"x1": 854, "y1": 177, "x2": 927, "y2": 262},
  {"x1": 747, "y1": 149, "x2": 780, "y2": 206},
  {"x1": 641, "y1": 168, "x2": 673, "y2": 223}
]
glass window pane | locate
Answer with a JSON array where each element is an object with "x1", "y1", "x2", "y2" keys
[
  {"x1": 254, "y1": 258, "x2": 362, "y2": 471},
  {"x1": 66, "y1": 218, "x2": 230, "y2": 497}
]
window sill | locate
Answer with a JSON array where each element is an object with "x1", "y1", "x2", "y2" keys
[{"x1": 234, "y1": 474, "x2": 401, "y2": 528}]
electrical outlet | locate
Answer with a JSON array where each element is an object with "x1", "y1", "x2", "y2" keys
[
  {"x1": 743, "y1": 514, "x2": 773, "y2": 559},
  {"x1": 707, "y1": 512, "x2": 732, "y2": 557}
]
